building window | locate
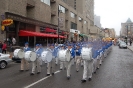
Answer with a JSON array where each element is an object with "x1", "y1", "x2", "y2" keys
[
  {"x1": 59, "y1": 5, "x2": 65, "y2": 13},
  {"x1": 41, "y1": 0, "x2": 50, "y2": 6},
  {"x1": 71, "y1": 22, "x2": 77, "y2": 29},
  {"x1": 70, "y1": 12, "x2": 75, "y2": 18},
  {"x1": 62, "y1": 0, "x2": 67, "y2": 3},
  {"x1": 78, "y1": 17, "x2": 82, "y2": 21},
  {"x1": 84, "y1": 21, "x2": 87, "y2": 24}
]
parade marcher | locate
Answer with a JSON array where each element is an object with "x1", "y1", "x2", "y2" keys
[
  {"x1": 75, "y1": 44, "x2": 81, "y2": 72},
  {"x1": 81, "y1": 43, "x2": 93, "y2": 83},
  {"x1": 20, "y1": 42, "x2": 30, "y2": 72},
  {"x1": 30, "y1": 44, "x2": 42, "y2": 75},
  {"x1": 66, "y1": 44, "x2": 75, "y2": 80},
  {"x1": 0, "y1": 41, "x2": 3, "y2": 53},
  {"x1": 54, "y1": 43, "x2": 59, "y2": 65},
  {"x1": 47, "y1": 44, "x2": 56, "y2": 76},
  {"x1": 39, "y1": 44, "x2": 44, "y2": 66},
  {"x1": 59, "y1": 45, "x2": 67, "y2": 70},
  {"x1": 92, "y1": 41, "x2": 101, "y2": 73}
]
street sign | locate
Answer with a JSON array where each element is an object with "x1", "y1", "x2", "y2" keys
[
  {"x1": 2, "y1": 19, "x2": 13, "y2": 26},
  {"x1": 1, "y1": 25, "x2": 5, "y2": 31}
]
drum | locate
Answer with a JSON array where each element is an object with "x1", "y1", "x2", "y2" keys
[
  {"x1": 58, "y1": 50, "x2": 71, "y2": 62},
  {"x1": 81, "y1": 47, "x2": 92, "y2": 61},
  {"x1": 25, "y1": 51, "x2": 36, "y2": 62},
  {"x1": 41, "y1": 51, "x2": 52, "y2": 62},
  {"x1": 14, "y1": 49, "x2": 24, "y2": 59}
]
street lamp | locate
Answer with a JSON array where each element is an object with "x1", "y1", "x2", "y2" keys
[
  {"x1": 57, "y1": 6, "x2": 62, "y2": 44},
  {"x1": 126, "y1": 25, "x2": 129, "y2": 45}
]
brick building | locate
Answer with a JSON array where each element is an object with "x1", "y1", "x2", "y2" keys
[
  {"x1": 120, "y1": 18, "x2": 133, "y2": 38},
  {"x1": 0, "y1": 0, "x2": 94, "y2": 46}
]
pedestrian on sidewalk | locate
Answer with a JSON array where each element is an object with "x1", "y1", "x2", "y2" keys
[
  {"x1": 0, "y1": 41, "x2": 3, "y2": 53},
  {"x1": 12, "y1": 37, "x2": 16, "y2": 46},
  {"x1": 2, "y1": 41, "x2": 7, "y2": 54},
  {"x1": 129, "y1": 39, "x2": 132, "y2": 46}
]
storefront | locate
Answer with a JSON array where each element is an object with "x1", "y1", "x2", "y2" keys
[
  {"x1": 70, "y1": 29, "x2": 80, "y2": 42},
  {"x1": 79, "y1": 34, "x2": 89, "y2": 41},
  {"x1": 4, "y1": 12, "x2": 66, "y2": 46}
]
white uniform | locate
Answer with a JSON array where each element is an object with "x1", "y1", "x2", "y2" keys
[
  {"x1": 31, "y1": 48, "x2": 41, "y2": 74},
  {"x1": 59, "y1": 49, "x2": 67, "y2": 70},
  {"x1": 82, "y1": 47, "x2": 93, "y2": 80},
  {"x1": 66, "y1": 48, "x2": 75, "y2": 78},
  {"x1": 20, "y1": 47, "x2": 30, "y2": 71},
  {"x1": 47, "y1": 48, "x2": 56, "y2": 75}
]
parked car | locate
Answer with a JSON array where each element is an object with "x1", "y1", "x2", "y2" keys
[
  {"x1": 12, "y1": 56, "x2": 21, "y2": 63},
  {"x1": 0, "y1": 53, "x2": 12, "y2": 69},
  {"x1": 119, "y1": 42, "x2": 127, "y2": 49}
]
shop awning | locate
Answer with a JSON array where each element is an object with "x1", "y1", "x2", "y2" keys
[
  {"x1": 45, "y1": 28, "x2": 56, "y2": 33},
  {"x1": 19, "y1": 30, "x2": 66, "y2": 38},
  {"x1": 79, "y1": 34, "x2": 89, "y2": 37},
  {"x1": 79, "y1": 34, "x2": 84, "y2": 37}
]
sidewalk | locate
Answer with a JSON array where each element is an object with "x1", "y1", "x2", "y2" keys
[{"x1": 127, "y1": 45, "x2": 133, "y2": 51}]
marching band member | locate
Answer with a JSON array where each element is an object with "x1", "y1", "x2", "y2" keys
[
  {"x1": 92, "y1": 45, "x2": 99, "y2": 74},
  {"x1": 47, "y1": 44, "x2": 56, "y2": 76},
  {"x1": 81, "y1": 44, "x2": 93, "y2": 83},
  {"x1": 59, "y1": 45, "x2": 67, "y2": 70},
  {"x1": 20, "y1": 42, "x2": 30, "y2": 72},
  {"x1": 75, "y1": 44, "x2": 82, "y2": 72},
  {"x1": 39, "y1": 44, "x2": 44, "y2": 66},
  {"x1": 66, "y1": 44, "x2": 75, "y2": 80},
  {"x1": 96, "y1": 46, "x2": 101, "y2": 69},
  {"x1": 30, "y1": 44, "x2": 42, "y2": 75},
  {"x1": 54, "y1": 43, "x2": 59, "y2": 65}
]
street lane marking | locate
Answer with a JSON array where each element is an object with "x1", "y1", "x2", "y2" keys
[{"x1": 24, "y1": 70, "x2": 61, "y2": 88}]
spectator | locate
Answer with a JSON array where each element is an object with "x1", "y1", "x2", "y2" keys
[
  {"x1": 2, "y1": 41, "x2": 7, "y2": 54},
  {"x1": 130, "y1": 39, "x2": 132, "y2": 46},
  {"x1": 0, "y1": 41, "x2": 3, "y2": 53},
  {"x1": 12, "y1": 37, "x2": 16, "y2": 46},
  {"x1": 9, "y1": 43, "x2": 13, "y2": 52}
]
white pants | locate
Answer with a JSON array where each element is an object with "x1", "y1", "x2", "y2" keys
[
  {"x1": 83, "y1": 60, "x2": 93, "y2": 80},
  {"x1": 21, "y1": 58, "x2": 29, "y2": 70},
  {"x1": 66, "y1": 59, "x2": 74, "y2": 77},
  {"x1": 47, "y1": 59, "x2": 55, "y2": 74},
  {"x1": 100, "y1": 54, "x2": 104, "y2": 65},
  {"x1": 60, "y1": 61, "x2": 67, "y2": 69},
  {"x1": 96, "y1": 56, "x2": 100, "y2": 69},
  {"x1": 93, "y1": 59, "x2": 97, "y2": 73},
  {"x1": 31, "y1": 59, "x2": 41, "y2": 73},
  {"x1": 75, "y1": 56, "x2": 81, "y2": 71},
  {"x1": 55, "y1": 57, "x2": 59, "y2": 65}
]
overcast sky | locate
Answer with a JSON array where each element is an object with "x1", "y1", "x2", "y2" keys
[{"x1": 94, "y1": 0, "x2": 133, "y2": 35}]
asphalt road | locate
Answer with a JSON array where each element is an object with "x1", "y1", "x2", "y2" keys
[{"x1": 0, "y1": 46, "x2": 133, "y2": 88}]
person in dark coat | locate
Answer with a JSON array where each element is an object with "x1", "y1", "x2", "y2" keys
[
  {"x1": 130, "y1": 39, "x2": 132, "y2": 46},
  {"x1": 0, "y1": 41, "x2": 3, "y2": 53}
]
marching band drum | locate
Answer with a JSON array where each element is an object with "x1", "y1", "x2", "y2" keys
[
  {"x1": 25, "y1": 51, "x2": 36, "y2": 62},
  {"x1": 41, "y1": 51, "x2": 52, "y2": 62},
  {"x1": 81, "y1": 47, "x2": 92, "y2": 61},
  {"x1": 14, "y1": 49, "x2": 24, "y2": 59},
  {"x1": 58, "y1": 50, "x2": 71, "y2": 62}
]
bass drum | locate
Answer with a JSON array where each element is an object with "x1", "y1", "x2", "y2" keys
[
  {"x1": 41, "y1": 51, "x2": 52, "y2": 62},
  {"x1": 25, "y1": 51, "x2": 36, "y2": 62},
  {"x1": 14, "y1": 49, "x2": 24, "y2": 59},
  {"x1": 58, "y1": 50, "x2": 71, "y2": 62},
  {"x1": 81, "y1": 47, "x2": 92, "y2": 61}
]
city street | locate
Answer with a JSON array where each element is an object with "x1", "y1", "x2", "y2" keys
[{"x1": 0, "y1": 46, "x2": 133, "y2": 88}]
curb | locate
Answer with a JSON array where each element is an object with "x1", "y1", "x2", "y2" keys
[{"x1": 127, "y1": 46, "x2": 133, "y2": 52}]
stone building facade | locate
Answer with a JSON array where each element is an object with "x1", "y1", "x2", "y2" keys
[
  {"x1": 0, "y1": 0, "x2": 95, "y2": 45},
  {"x1": 120, "y1": 18, "x2": 133, "y2": 38}
]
